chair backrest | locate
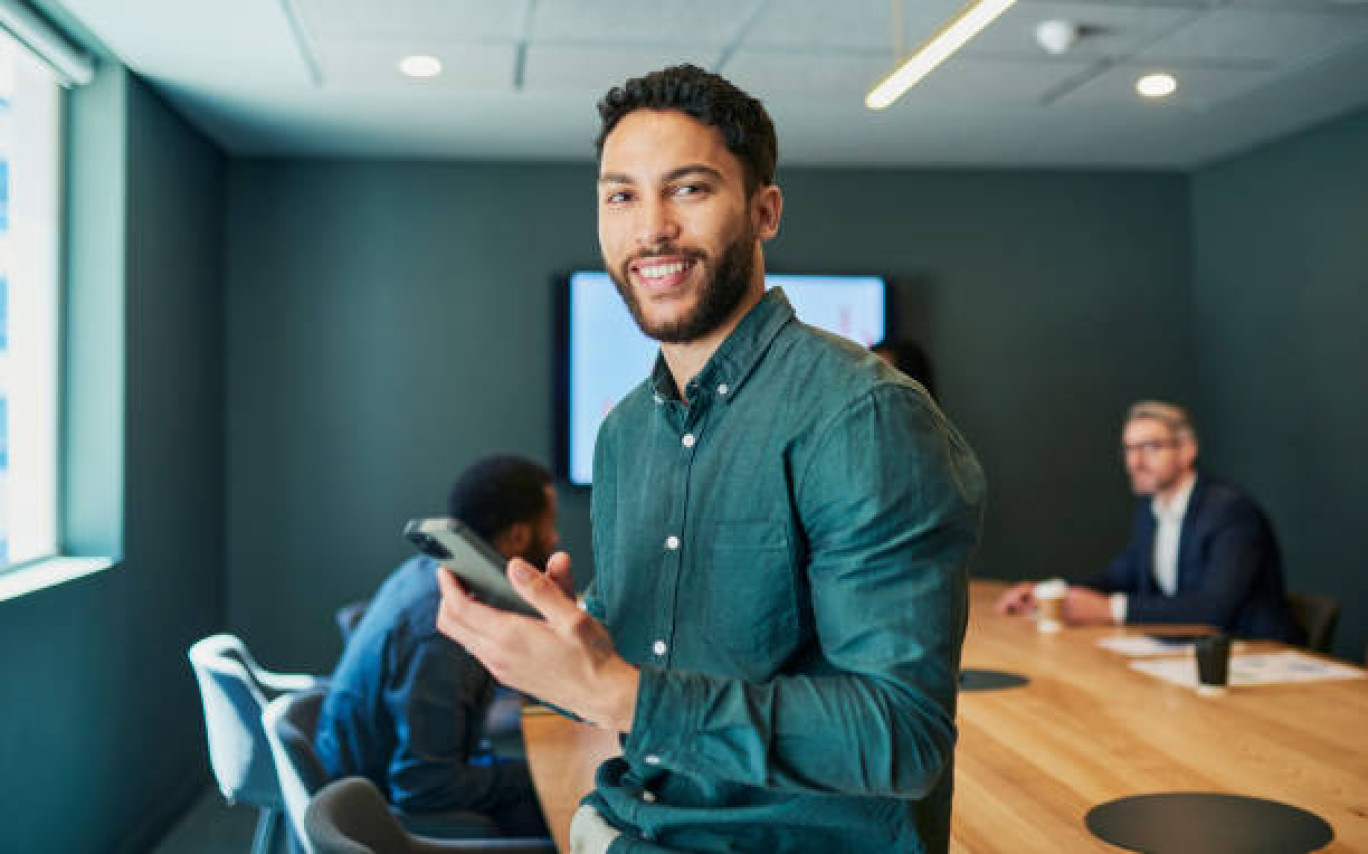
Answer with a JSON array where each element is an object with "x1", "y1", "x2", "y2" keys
[
  {"x1": 1288, "y1": 592, "x2": 1340, "y2": 654},
  {"x1": 188, "y1": 634, "x2": 282, "y2": 807},
  {"x1": 265, "y1": 687, "x2": 332, "y2": 851},
  {"x1": 306, "y1": 777, "x2": 558, "y2": 854},
  {"x1": 305, "y1": 776, "x2": 412, "y2": 854}
]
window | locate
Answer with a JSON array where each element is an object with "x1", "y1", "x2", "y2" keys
[{"x1": 0, "y1": 31, "x2": 60, "y2": 570}]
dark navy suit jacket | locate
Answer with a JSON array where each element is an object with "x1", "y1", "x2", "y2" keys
[{"x1": 1082, "y1": 474, "x2": 1303, "y2": 643}]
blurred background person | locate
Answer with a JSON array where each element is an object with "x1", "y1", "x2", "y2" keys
[
  {"x1": 996, "y1": 400, "x2": 1302, "y2": 642},
  {"x1": 314, "y1": 454, "x2": 557, "y2": 837}
]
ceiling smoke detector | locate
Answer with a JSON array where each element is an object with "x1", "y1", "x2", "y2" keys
[{"x1": 1035, "y1": 20, "x2": 1081, "y2": 55}]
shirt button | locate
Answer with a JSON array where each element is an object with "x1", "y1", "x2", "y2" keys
[
  {"x1": 644, "y1": 754, "x2": 662, "y2": 766},
  {"x1": 652, "y1": 639, "x2": 668, "y2": 656},
  {"x1": 682, "y1": 433, "x2": 696, "y2": 448},
  {"x1": 642, "y1": 790, "x2": 657, "y2": 803},
  {"x1": 653, "y1": 393, "x2": 664, "y2": 405},
  {"x1": 665, "y1": 535, "x2": 680, "y2": 550},
  {"x1": 717, "y1": 383, "x2": 729, "y2": 395}
]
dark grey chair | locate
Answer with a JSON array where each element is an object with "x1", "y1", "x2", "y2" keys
[
  {"x1": 264, "y1": 688, "x2": 333, "y2": 851},
  {"x1": 265, "y1": 690, "x2": 507, "y2": 852},
  {"x1": 188, "y1": 634, "x2": 327, "y2": 854},
  {"x1": 1288, "y1": 592, "x2": 1340, "y2": 654},
  {"x1": 305, "y1": 777, "x2": 556, "y2": 854}
]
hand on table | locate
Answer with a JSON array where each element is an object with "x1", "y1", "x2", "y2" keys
[
  {"x1": 995, "y1": 581, "x2": 1037, "y2": 616},
  {"x1": 435, "y1": 551, "x2": 640, "y2": 733},
  {"x1": 1063, "y1": 587, "x2": 1116, "y2": 626}
]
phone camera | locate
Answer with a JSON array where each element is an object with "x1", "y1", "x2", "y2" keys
[{"x1": 414, "y1": 533, "x2": 452, "y2": 560}]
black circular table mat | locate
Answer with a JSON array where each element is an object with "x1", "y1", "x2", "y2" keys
[
  {"x1": 958, "y1": 668, "x2": 1029, "y2": 692},
  {"x1": 1086, "y1": 793, "x2": 1334, "y2": 853}
]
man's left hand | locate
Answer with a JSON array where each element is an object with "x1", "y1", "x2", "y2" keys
[
  {"x1": 435, "y1": 552, "x2": 640, "y2": 733},
  {"x1": 1063, "y1": 587, "x2": 1117, "y2": 626}
]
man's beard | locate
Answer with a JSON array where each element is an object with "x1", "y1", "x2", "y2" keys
[{"x1": 607, "y1": 226, "x2": 756, "y2": 344}]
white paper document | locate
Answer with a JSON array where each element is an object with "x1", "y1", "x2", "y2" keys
[
  {"x1": 1131, "y1": 651, "x2": 1367, "y2": 688},
  {"x1": 1098, "y1": 636, "x2": 1194, "y2": 657}
]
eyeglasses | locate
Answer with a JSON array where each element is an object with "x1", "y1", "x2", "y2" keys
[{"x1": 1121, "y1": 439, "x2": 1179, "y2": 456}]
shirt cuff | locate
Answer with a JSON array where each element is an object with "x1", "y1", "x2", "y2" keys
[
  {"x1": 1110, "y1": 593, "x2": 1128, "y2": 625},
  {"x1": 621, "y1": 666, "x2": 699, "y2": 772}
]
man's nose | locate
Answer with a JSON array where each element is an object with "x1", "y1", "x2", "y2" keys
[{"x1": 636, "y1": 197, "x2": 679, "y2": 247}]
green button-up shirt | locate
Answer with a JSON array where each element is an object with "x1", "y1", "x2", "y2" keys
[{"x1": 585, "y1": 289, "x2": 985, "y2": 853}]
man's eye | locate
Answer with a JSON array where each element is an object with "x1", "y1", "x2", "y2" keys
[
  {"x1": 672, "y1": 183, "x2": 706, "y2": 197},
  {"x1": 604, "y1": 191, "x2": 631, "y2": 204}
]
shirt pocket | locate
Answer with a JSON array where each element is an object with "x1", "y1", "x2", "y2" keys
[{"x1": 701, "y1": 521, "x2": 798, "y2": 665}]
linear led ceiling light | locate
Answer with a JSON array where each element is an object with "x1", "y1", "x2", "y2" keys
[{"x1": 866, "y1": 0, "x2": 1018, "y2": 110}]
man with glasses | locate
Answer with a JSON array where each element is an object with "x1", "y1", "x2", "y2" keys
[{"x1": 996, "y1": 400, "x2": 1302, "y2": 642}]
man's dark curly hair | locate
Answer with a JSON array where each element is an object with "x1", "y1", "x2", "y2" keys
[
  {"x1": 447, "y1": 455, "x2": 552, "y2": 542},
  {"x1": 595, "y1": 64, "x2": 778, "y2": 196}
]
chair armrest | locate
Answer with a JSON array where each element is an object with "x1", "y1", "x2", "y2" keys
[
  {"x1": 395, "y1": 808, "x2": 499, "y2": 839},
  {"x1": 257, "y1": 672, "x2": 329, "y2": 695},
  {"x1": 411, "y1": 837, "x2": 556, "y2": 853}
]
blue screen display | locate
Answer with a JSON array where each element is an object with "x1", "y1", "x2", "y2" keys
[{"x1": 563, "y1": 272, "x2": 887, "y2": 485}]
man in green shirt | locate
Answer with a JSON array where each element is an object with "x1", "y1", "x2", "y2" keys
[{"x1": 436, "y1": 64, "x2": 985, "y2": 853}]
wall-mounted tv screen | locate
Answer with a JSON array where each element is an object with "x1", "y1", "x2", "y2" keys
[{"x1": 556, "y1": 271, "x2": 888, "y2": 486}]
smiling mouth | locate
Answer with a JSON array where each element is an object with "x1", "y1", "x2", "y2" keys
[{"x1": 630, "y1": 256, "x2": 698, "y2": 291}]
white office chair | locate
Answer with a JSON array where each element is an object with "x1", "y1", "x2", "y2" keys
[{"x1": 188, "y1": 634, "x2": 327, "y2": 854}]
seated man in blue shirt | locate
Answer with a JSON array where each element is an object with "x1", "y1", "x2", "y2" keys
[
  {"x1": 996, "y1": 401, "x2": 1302, "y2": 642},
  {"x1": 432, "y1": 65, "x2": 986, "y2": 854},
  {"x1": 314, "y1": 455, "x2": 556, "y2": 837}
]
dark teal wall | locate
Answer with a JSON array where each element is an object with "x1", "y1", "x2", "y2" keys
[
  {"x1": 0, "y1": 69, "x2": 226, "y2": 852},
  {"x1": 1192, "y1": 107, "x2": 1368, "y2": 661},
  {"x1": 225, "y1": 161, "x2": 597, "y2": 670},
  {"x1": 225, "y1": 160, "x2": 1192, "y2": 670}
]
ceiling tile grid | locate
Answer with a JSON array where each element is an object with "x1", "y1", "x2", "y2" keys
[
  {"x1": 43, "y1": 0, "x2": 1368, "y2": 167},
  {"x1": 1058, "y1": 61, "x2": 1279, "y2": 106},
  {"x1": 311, "y1": 38, "x2": 517, "y2": 91},
  {"x1": 964, "y1": 1, "x2": 1204, "y2": 59},
  {"x1": 741, "y1": 0, "x2": 966, "y2": 52},
  {"x1": 722, "y1": 49, "x2": 892, "y2": 97},
  {"x1": 294, "y1": 0, "x2": 532, "y2": 41},
  {"x1": 522, "y1": 44, "x2": 723, "y2": 92},
  {"x1": 1136, "y1": 6, "x2": 1368, "y2": 64},
  {"x1": 528, "y1": 0, "x2": 761, "y2": 45}
]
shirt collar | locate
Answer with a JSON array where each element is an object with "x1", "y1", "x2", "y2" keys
[
  {"x1": 649, "y1": 288, "x2": 795, "y2": 405},
  {"x1": 1151, "y1": 471, "x2": 1197, "y2": 523}
]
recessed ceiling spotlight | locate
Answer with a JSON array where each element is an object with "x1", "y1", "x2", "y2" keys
[
  {"x1": 398, "y1": 55, "x2": 442, "y2": 78},
  {"x1": 1136, "y1": 72, "x2": 1177, "y2": 98}
]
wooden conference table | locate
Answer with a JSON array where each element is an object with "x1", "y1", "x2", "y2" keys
[{"x1": 521, "y1": 581, "x2": 1368, "y2": 852}]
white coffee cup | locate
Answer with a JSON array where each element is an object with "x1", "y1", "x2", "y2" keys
[{"x1": 1034, "y1": 578, "x2": 1068, "y2": 633}]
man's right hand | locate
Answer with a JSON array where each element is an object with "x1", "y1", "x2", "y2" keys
[{"x1": 995, "y1": 581, "x2": 1037, "y2": 616}]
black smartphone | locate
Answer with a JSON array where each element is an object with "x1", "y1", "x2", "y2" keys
[{"x1": 404, "y1": 518, "x2": 537, "y2": 617}]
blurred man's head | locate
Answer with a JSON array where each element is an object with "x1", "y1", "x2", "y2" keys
[
  {"x1": 1121, "y1": 401, "x2": 1198, "y2": 497},
  {"x1": 872, "y1": 338, "x2": 936, "y2": 399},
  {"x1": 448, "y1": 455, "x2": 559, "y2": 567}
]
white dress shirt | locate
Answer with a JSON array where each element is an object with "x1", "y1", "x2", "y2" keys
[
  {"x1": 1151, "y1": 473, "x2": 1196, "y2": 596},
  {"x1": 1111, "y1": 473, "x2": 1196, "y2": 624}
]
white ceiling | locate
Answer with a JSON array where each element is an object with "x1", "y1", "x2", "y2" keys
[{"x1": 46, "y1": 0, "x2": 1368, "y2": 169}]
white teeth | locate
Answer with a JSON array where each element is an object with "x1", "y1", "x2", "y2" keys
[{"x1": 638, "y1": 261, "x2": 687, "y2": 279}]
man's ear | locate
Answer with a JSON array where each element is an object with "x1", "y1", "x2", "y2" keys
[
  {"x1": 752, "y1": 184, "x2": 783, "y2": 243},
  {"x1": 1180, "y1": 438, "x2": 1199, "y2": 471},
  {"x1": 491, "y1": 522, "x2": 531, "y2": 561}
]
